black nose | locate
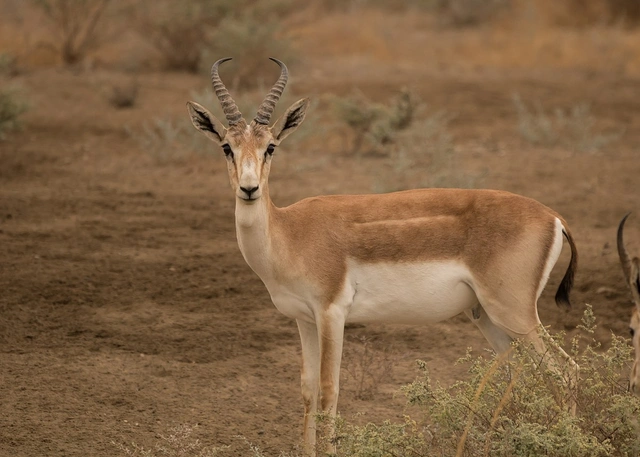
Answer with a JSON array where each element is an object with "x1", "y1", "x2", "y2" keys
[{"x1": 240, "y1": 186, "x2": 259, "y2": 197}]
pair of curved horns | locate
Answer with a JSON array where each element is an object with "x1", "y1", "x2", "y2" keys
[{"x1": 210, "y1": 57, "x2": 288, "y2": 126}]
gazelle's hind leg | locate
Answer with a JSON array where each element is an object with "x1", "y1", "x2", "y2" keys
[
  {"x1": 520, "y1": 324, "x2": 579, "y2": 413},
  {"x1": 472, "y1": 289, "x2": 578, "y2": 414}
]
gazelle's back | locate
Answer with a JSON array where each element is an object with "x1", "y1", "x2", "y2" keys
[{"x1": 275, "y1": 188, "x2": 560, "y2": 264}]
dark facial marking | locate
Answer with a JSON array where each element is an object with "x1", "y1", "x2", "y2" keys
[
  {"x1": 265, "y1": 144, "x2": 275, "y2": 157},
  {"x1": 222, "y1": 144, "x2": 234, "y2": 163}
]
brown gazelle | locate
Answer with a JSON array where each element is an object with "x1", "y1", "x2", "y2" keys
[
  {"x1": 187, "y1": 58, "x2": 579, "y2": 453},
  {"x1": 617, "y1": 213, "x2": 640, "y2": 394}
]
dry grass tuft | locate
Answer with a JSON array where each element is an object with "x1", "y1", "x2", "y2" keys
[
  {"x1": 112, "y1": 423, "x2": 229, "y2": 456},
  {"x1": 342, "y1": 336, "x2": 398, "y2": 401},
  {"x1": 513, "y1": 94, "x2": 623, "y2": 153}
]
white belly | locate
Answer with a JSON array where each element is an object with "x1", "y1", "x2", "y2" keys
[{"x1": 345, "y1": 260, "x2": 478, "y2": 325}]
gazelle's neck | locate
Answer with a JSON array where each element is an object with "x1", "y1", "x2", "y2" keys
[{"x1": 235, "y1": 191, "x2": 275, "y2": 279}]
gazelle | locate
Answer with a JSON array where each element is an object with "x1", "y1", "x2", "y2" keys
[
  {"x1": 617, "y1": 213, "x2": 640, "y2": 394},
  {"x1": 187, "y1": 58, "x2": 579, "y2": 452}
]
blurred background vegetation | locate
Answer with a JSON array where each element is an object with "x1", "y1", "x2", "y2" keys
[
  {"x1": 1, "y1": 1, "x2": 640, "y2": 455},
  {"x1": 1, "y1": 0, "x2": 640, "y2": 76},
  {"x1": 1, "y1": 0, "x2": 636, "y2": 183}
]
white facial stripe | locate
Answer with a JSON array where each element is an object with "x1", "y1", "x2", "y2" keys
[{"x1": 239, "y1": 153, "x2": 259, "y2": 188}]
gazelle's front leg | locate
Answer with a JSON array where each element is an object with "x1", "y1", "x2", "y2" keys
[
  {"x1": 318, "y1": 306, "x2": 346, "y2": 452},
  {"x1": 297, "y1": 319, "x2": 320, "y2": 452}
]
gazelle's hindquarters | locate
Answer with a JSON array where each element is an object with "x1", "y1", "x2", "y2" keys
[
  {"x1": 466, "y1": 304, "x2": 579, "y2": 413},
  {"x1": 466, "y1": 216, "x2": 579, "y2": 412},
  {"x1": 617, "y1": 213, "x2": 640, "y2": 394}
]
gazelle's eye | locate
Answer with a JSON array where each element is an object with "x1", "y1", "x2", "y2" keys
[
  {"x1": 265, "y1": 144, "x2": 275, "y2": 157},
  {"x1": 222, "y1": 144, "x2": 233, "y2": 157}
]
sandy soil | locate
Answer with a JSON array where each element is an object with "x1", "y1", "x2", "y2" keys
[{"x1": 1, "y1": 10, "x2": 640, "y2": 456}]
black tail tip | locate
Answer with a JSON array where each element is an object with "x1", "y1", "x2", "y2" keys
[{"x1": 555, "y1": 288, "x2": 572, "y2": 312}]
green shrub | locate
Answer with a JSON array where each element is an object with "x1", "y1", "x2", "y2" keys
[
  {"x1": 334, "y1": 88, "x2": 421, "y2": 154},
  {"x1": 0, "y1": 53, "x2": 18, "y2": 76},
  {"x1": 0, "y1": 87, "x2": 29, "y2": 140}
]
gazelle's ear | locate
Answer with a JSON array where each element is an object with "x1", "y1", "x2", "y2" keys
[
  {"x1": 271, "y1": 98, "x2": 310, "y2": 143},
  {"x1": 187, "y1": 101, "x2": 226, "y2": 143}
]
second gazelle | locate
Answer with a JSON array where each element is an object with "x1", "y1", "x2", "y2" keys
[{"x1": 187, "y1": 58, "x2": 579, "y2": 452}]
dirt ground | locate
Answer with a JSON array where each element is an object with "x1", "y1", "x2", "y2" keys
[{"x1": 2, "y1": 6, "x2": 640, "y2": 457}]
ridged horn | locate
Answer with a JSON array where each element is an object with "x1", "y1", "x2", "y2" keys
[
  {"x1": 211, "y1": 58, "x2": 243, "y2": 126},
  {"x1": 254, "y1": 58, "x2": 288, "y2": 125},
  {"x1": 618, "y1": 212, "x2": 633, "y2": 283}
]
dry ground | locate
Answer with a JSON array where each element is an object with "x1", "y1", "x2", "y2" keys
[{"x1": 1, "y1": 6, "x2": 640, "y2": 456}]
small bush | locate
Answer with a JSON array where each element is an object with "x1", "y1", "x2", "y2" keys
[
  {"x1": 373, "y1": 109, "x2": 483, "y2": 192},
  {"x1": 108, "y1": 79, "x2": 139, "y2": 109},
  {"x1": 0, "y1": 88, "x2": 29, "y2": 140},
  {"x1": 335, "y1": 89, "x2": 482, "y2": 191},
  {"x1": 334, "y1": 88, "x2": 421, "y2": 154},
  {"x1": 513, "y1": 94, "x2": 622, "y2": 153},
  {"x1": 0, "y1": 53, "x2": 19, "y2": 76},
  {"x1": 136, "y1": 0, "x2": 238, "y2": 73},
  {"x1": 32, "y1": 0, "x2": 113, "y2": 65}
]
